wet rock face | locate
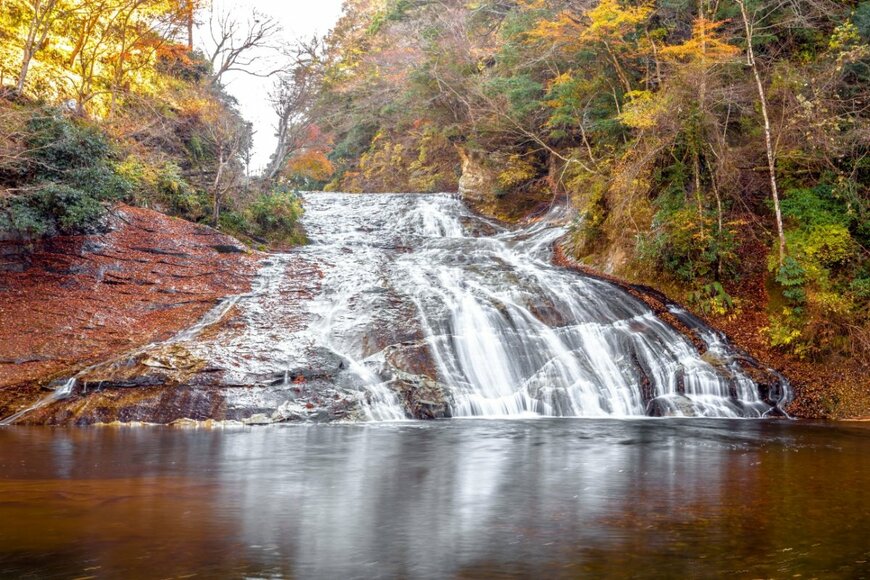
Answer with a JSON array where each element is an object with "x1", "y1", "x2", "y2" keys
[
  {"x1": 384, "y1": 342, "x2": 439, "y2": 380},
  {"x1": 79, "y1": 344, "x2": 208, "y2": 389},
  {"x1": 20, "y1": 383, "x2": 228, "y2": 425},
  {"x1": 388, "y1": 373, "x2": 453, "y2": 420},
  {"x1": 383, "y1": 343, "x2": 452, "y2": 419},
  {"x1": 457, "y1": 148, "x2": 499, "y2": 208},
  {"x1": 2, "y1": 193, "x2": 791, "y2": 424},
  {"x1": 357, "y1": 289, "x2": 425, "y2": 358}
]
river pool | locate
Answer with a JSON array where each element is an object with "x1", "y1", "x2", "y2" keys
[{"x1": 1, "y1": 419, "x2": 868, "y2": 578}]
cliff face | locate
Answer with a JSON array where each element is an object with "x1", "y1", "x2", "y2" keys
[
  {"x1": 0, "y1": 204, "x2": 257, "y2": 421},
  {"x1": 457, "y1": 148, "x2": 555, "y2": 223}
]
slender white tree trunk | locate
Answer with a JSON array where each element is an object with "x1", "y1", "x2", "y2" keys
[
  {"x1": 16, "y1": 0, "x2": 60, "y2": 95},
  {"x1": 17, "y1": 10, "x2": 41, "y2": 93},
  {"x1": 737, "y1": 0, "x2": 787, "y2": 267}
]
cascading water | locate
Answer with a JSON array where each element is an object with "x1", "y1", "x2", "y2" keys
[
  {"x1": 0, "y1": 377, "x2": 76, "y2": 426},
  {"x1": 2, "y1": 192, "x2": 790, "y2": 424},
  {"x1": 0, "y1": 260, "x2": 274, "y2": 425},
  {"x1": 290, "y1": 193, "x2": 789, "y2": 419}
]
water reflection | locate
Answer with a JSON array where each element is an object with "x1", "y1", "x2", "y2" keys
[{"x1": 0, "y1": 421, "x2": 868, "y2": 578}]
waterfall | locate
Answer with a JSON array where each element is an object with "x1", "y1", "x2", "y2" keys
[
  {"x1": 2, "y1": 192, "x2": 790, "y2": 424},
  {"x1": 298, "y1": 193, "x2": 789, "y2": 419},
  {"x1": 0, "y1": 378, "x2": 76, "y2": 426},
  {"x1": 0, "y1": 262, "x2": 273, "y2": 425}
]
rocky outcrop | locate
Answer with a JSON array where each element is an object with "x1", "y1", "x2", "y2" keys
[
  {"x1": 0, "y1": 230, "x2": 35, "y2": 273},
  {"x1": 383, "y1": 342, "x2": 452, "y2": 419},
  {"x1": 0, "y1": 204, "x2": 257, "y2": 422},
  {"x1": 457, "y1": 147, "x2": 499, "y2": 208},
  {"x1": 457, "y1": 147, "x2": 555, "y2": 222}
]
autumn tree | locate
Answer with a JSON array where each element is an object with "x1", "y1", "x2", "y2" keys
[
  {"x1": 732, "y1": 0, "x2": 786, "y2": 266},
  {"x1": 266, "y1": 38, "x2": 324, "y2": 180},
  {"x1": 200, "y1": 101, "x2": 252, "y2": 225},
  {"x1": 14, "y1": 0, "x2": 63, "y2": 94}
]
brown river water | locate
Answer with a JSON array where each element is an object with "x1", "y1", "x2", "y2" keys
[{"x1": 0, "y1": 419, "x2": 868, "y2": 579}]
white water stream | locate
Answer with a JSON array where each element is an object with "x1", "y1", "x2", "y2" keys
[
  {"x1": 2, "y1": 193, "x2": 790, "y2": 423},
  {"x1": 291, "y1": 193, "x2": 788, "y2": 419}
]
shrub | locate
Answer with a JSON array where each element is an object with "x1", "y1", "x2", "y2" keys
[
  {"x1": 641, "y1": 207, "x2": 738, "y2": 284},
  {"x1": 0, "y1": 196, "x2": 50, "y2": 237},
  {"x1": 32, "y1": 184, "x2": 106, "y2": 235},
  {"x1": 217, "y1": 209, "x2": 250, "y2": 235},
  {"x1": 775, "y1": 256, "x2": 808, "y2": 310},
  {"x1": 765, "y1": 312, "x2": 805, "y2": 351},
  {"x1": 245, "y1": 188, "x2": 305, "y2": 243},
  {"x1": 0, "y1": 111, "x2": 137, "y2": 239},
  {"x1": 496, "y1": 154, "x2": 537, "y2": 193},
  {"x1": 687, "y1": 282, "x2": 739, "y2": 317},
  {"x1": 566, "y1": 171, "x2": 608, "y2": 257},
  {"x1": 25, "y1": 112, "x2": 112, "y2": 180},
  {"x1": 849, "y1": 272, "x2": 870, "y2": 300},
  {"x1": 155, "y1": 162, "x2": 207, "y2": 221},
  {"x1": 67, "y1": 165, "x2": 135, "y2": 201},
  {"x1": 766, "y1": 184, "x2": 869, "y2": 358}
]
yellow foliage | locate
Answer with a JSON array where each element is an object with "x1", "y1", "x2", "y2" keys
[
  {"x1": 286, "y1": 150, "x2": 335, "y2": 182},
  {"x1": 525, "y1": 0, "x2": 652, "y2": 50},
  {"x1": 808, "y1": 289, "x2": 853, "y2": 317},
  {"x1": 618, "y1": 90, "x2": 669, "y2": 129},
  {"x1": 1, "y1": 0, "x2": 189, "y2": 116},
  {"x1": 525, "y1": 12, "x2": 583, "y2": 48},
  {"x1": 497, "y1": 154, "x2": 537, "y2": 190},
  {"x1": 582, "y1": 0, "x2": 652, "y2": 42},
  {"x1": 829, "y1": 21, "x2": 861, "y2": 51},
  {"x1": 764, "y1": 310, "x2": 804, "y2": 349},
  {"x1": 660, "y1": 18, "x2": 739, "y2": 63}
]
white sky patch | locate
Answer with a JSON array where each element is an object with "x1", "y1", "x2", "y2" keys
[{"x1": 200, "y1": 0, "x2": 344, "y2": 174}]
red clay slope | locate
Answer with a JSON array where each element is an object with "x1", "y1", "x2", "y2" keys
[{"x1": 0, "y1": 204, "x2": 257, "y2": 416}]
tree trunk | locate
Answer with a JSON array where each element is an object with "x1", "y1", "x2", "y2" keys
[
  {"x1": 213, "y1": 148, "x2": 225, "y2": 226},
  {"x1": 267, "y1": 116, "x2": 289, "y2": 180},
  {"x1": 17, "y1": 17, "x2": 40, "y2": 93},
  {"x1": 737, "y1": 0, "x2": 786, "y2": 267},
  {"x1": 603, "y1": 40, "x2": 632, "y2": 94},
  {"x1": 16, "y1": 47, "x2": 34, "y2": 94},
  {"x1": 17, "y1": 0, "x2": 60, "y2": 95},
  {"x1": 694, "y1": 1, "x2": 708, "y2": 221},
  {"x1": 187, "y1": 0, "x2": 194, "y2": 50}
]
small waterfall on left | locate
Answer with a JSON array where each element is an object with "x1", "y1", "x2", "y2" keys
[
  {"x1": 0, "y1": 256, "x2": 290, "y2": 425},
  {"x1": 0, "y1": 377, "x2": 76, "y2": 426}
]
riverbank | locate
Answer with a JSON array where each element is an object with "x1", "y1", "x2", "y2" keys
[
  {"x1": 0, "y1": 204, "x2": 258, "y2": 420},
  {"x1": 703, "y1": 239, "x2": 870, "y2": 420}
]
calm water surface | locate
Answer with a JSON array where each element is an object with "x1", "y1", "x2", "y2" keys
[{"x1": 1, "y1": 420, "x2": 868, "y2": 579}]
